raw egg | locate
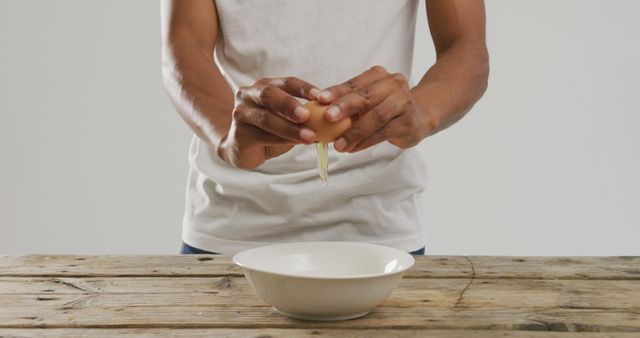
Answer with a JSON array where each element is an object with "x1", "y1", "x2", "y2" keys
[{"x1": 303, "y1": 100, "x2": 352, "y2": 142}]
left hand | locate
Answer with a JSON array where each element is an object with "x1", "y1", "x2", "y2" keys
[{"x1": 317, "y1": 65, "x2": 437, "y2": 153}]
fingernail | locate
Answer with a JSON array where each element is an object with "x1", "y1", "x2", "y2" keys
[
  {"x1": 326, "y1": 106, "x2": 340, "y2": 121},
  {"x1": 319, "y1": 90, "x2": 332, "y2": 101},
  {"x1": 300, "y1": 128, "x2": 316, "y2": 142},
  {"x1": 309, "y1": 88, "x2": 321, "y2": 98},
  {"x1": 294, "y1": 106, "x2": 309, "y2": 121},
  {"x1": 334, "y1": 137, "x2": 347, "y2": 151}
]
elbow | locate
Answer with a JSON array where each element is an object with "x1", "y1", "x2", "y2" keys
[
  {"x1": 160, "y1": 32, "x2": 185, "y2": 92},
  {"x1": 160, "y1": 46, "x2": 181, "y2": 96},
  {"x1": 161, "y1": 59, "x2": 176, "y2": 93},
  {"x1": 160, "y1": 44, "x2": 175, "y2": 82},
  {"x1": 443, "y1": 37, "x2": 490, "y2": 98},
  {"x1": 160, "y1": 53, "x2": 186, "y2": 114},
  {"x1": 476, "y1": 46, "x2": 490, "y2": 99}
]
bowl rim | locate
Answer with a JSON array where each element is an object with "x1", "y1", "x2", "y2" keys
[{"x1": 232, "y1": 241, "x2": 416, "y2": 280}]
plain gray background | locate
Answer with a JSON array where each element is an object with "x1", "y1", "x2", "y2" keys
[{"x1": 1, "y1": 1, "x2": 638, "y2": 255}]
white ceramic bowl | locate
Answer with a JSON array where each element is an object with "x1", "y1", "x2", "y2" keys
[{"x1": 232, "y1": 241, "x2": 415, "y2": 321}]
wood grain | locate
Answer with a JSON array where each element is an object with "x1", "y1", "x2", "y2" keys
[
  {"x1": 1, "y1": 255, "x2": 638, "y2": 279},
  {"x1": 1, "y1": 301, "x2": 638, "y2": 331},
  {"x1": 0, "y1": 328, "x2": 639, "y2": 338},
  {"x1": 2, "y1": 277, "x2": 639, "y2": 310},
  {"x1": 1, "y1": 278, "x2": 639, "y2": 331},
  {"x1": 1, "y1": 255, "x2": 639, "y2": 337}
]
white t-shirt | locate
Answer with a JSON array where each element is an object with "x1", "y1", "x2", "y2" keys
[{"x1": 182, "y1": 0, "x2": 428, "y2": 255}]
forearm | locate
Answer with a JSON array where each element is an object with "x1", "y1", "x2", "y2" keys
[
  {"x1": 162, "y1": 36, "x2": 234, "y2": 159},
  {"x1": 411, "y1": 39, "x2": 489, "y2": 137}
]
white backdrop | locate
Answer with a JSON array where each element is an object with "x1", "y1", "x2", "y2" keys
[{"x1": 1, "y1": 1, "x2": 638, "y2": 255}]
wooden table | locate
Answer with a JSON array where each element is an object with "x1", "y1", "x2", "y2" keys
[{"x1": 0, "y1": 255, "x2": 638, "y2": 337}]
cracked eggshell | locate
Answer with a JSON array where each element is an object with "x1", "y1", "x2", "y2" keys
[{"x1": 303, "y1": 100, "x2": 352, "y2": 143}]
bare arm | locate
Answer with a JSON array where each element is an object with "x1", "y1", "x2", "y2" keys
[
  {"x1": 415, "y1": 0, "x2": 489, "y2": 134},
  {"x1": 161, "y1": 0, "x2": 320, "y2": 168},
  {"x1": 317, "y1": 0, "x2": 489, "y2": 152},
  {"x1": 160, "y1": 0, "x2": 233, "y2": 160}
]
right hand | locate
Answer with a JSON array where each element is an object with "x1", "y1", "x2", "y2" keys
[{"x1": 220, "y1": 77, "x2": 321, "y2": 169}]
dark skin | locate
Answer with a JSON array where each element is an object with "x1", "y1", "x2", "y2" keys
[{"x1": 161, "y1": 0, "x2": 488, "y2": 169}]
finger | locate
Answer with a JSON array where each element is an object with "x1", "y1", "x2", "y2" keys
[
  {"x1": 228, "y1": 132, "x2": 293, "y2": 170},
  {"x1": 333, "y1": 94, "x2": 403, "y2": 152},
  {"x1": 349, "y1": 129, "x2": 387, "y2": 152},
  {"x1": 277, "y1": 77, "x2": 322, "y2": 101},
  {"x1": 255, "y1": 84, "x2": 313, "y2": 123},
  {"x1": 258, "y1": 77, "x2": 321, "y2": 101},
  {"x1": 264, "y1": 144, "x2": 295, "y2": 159},
  {"x1": 236, "y1": 107, "x2": 316, "y2": 144},
  {"x1": 239, "y1": 76, "x2": 321, "y2": 123},
  {"x1": 236, "y1": 123, "x2": 297, "y2": 146},
  {"x1": 238, "y1": 85, "x2": 308, "y2": 123},
  {"x1": 323, "y1": 74, "x2": 397, "y2": 122},
  {"x1": 227, "y1": 124, "x2": 294, "y2": 169},
  {"x1": 317, "y1": 65, "x2": 390, "y2": 104}
]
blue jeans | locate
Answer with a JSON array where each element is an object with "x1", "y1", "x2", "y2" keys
[{"x1": 181, "y1": 242, "x2": 426, "y2": 256}]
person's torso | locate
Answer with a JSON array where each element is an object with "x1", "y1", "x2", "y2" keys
[{"x1": 184, "y1": 0, "x2": 428, "y2": 253}]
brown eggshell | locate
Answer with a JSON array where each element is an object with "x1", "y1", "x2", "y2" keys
[{"x1": 303, "y1": 100, "x2": 352, "y2": 142}]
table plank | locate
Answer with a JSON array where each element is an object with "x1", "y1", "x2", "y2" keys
[
  {"x1": 2, "y1": 328, "x2": 639, "y2": 338},
  {"x1": 1, "y1": 277, "x2": 639, "y2": 311},
  {"x1": 1, "y1": 255, "x2": 639, "y2": 335},
  {"x1": 1, "y1": 278, "x2": 638, "y2": 331},
  {"x1": 471, "y1": 256, "x2": 640, "y2": 280},
  {"x1": 0, "y1": 328, "x2": 637, "y2": 338},
  {"x1": 1, "y1": 300, "x2": 638, "y2": 332},
  {"x1": 1, "y1": 255, "x2": 638, "y2": 279}
]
